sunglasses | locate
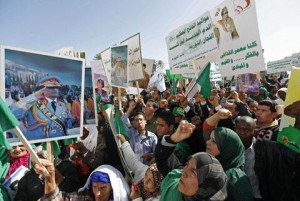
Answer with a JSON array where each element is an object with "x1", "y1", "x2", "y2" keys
[{"x1": 221, "y1": 12, "x2": 228, "y2": 16}]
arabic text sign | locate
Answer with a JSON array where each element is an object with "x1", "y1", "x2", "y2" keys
[
  {"x1": 121, "y1": 33, "x2": 144, "y2": 82},
  {"x1": 166, "y1": 11, "x2": 218, "y2": 74},
  {"x1": 212, "y1": 0, "x2": 265, "y2": 76}
]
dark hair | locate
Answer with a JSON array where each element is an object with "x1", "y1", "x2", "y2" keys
[
  {"x1": 147, "y1": 99, "x2": 159, "y2": 109},
  {"x1": 133, "y1": 112, "x2": 146, "y2": 120},
  {"x1": 97, "y1": 79, "x2": 104, "y2": 86},
  {"x1": 157, "y1": 111, "x2": 175, "y2": 126},
  {"x1": 258, "y1": 99, "x2": 277, "y2": 113},
  {"x1": 234, "y1": 101, "x2": 252, "y2": 117}
]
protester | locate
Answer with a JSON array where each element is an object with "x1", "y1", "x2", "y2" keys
[
  {"x1": 155, "y1": 121, "x2": 228, "y2": 201},
  {"x1": 203, "y1": 109, "x2": 254, "y2": 201},
  {"x1": 118, "y1": 134, "x2": 164, "y2": 201}
]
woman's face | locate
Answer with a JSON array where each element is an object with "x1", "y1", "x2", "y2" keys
[
  {"x1": 206, "y1": 131, "x2": 220, "y2": 157},
  {"x1": 179, "y1": 158, "x2": 199, "y2": 196},
  {"x1": 10, "y1": 146, "x2": 27, "y2": 158},
  {"x1": 143, "y1": 169, "x2": 156, "y2": 193},
  {"x1": 93, "y1": 182, "x2": 112, "y2": 201},
  {"x1": 97, "y1": 81, "x2": 103, "y2": 89}
]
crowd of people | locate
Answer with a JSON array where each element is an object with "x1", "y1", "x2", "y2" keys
[{"x1": 1, "y1": 72, "x2": 300, "y2": 201}]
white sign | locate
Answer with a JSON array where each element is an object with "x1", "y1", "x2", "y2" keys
[
  {"x1": 100, "y1": 48, "x2": 112, "y2": 84},
  {"x1": 211, "y1": 0, "x2": 265, "y2": 76},
  {"x1": 121, "y1": 33, "x2": 144, "y2": 82},
  {"x1": 267, "y1": 53, "x2": 300, "y2": 74},
  {"x1": 166, "y1": 11, "x2": 218, "y2": 74}
]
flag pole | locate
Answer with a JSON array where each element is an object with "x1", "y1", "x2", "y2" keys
[
  {"x1": 13, "y1": 127, "x2": 50, "y2": 176},
  {"x1": 135, "y1": 81, "x2": 140, "y2": 99},
  {"x1": 118, "y1": 87, "x2": 121, "y2": 111}
]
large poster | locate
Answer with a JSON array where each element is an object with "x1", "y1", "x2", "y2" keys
[
  {"x1": 166, "y1": 11, "x2": 218, "y2": 74},
  {"x1": 277, "y1": 67, "x2": 300, "y2": 153},
  {"x1": 211, "y1": 0, "x2": 265, "y2": 76},
  {"x1": 91, "y1": 60, "x2": 110, "y2": 115},
  {"x1": 111, "y1": 45, "x2": 128, "y2": 88},
  {"x1": 83, "y1": 67, "x2": 96, "y2": 125},
  {"x1": 1, "y1": 46, "x2": 84, "y2": 145},
  {"x1": 100, "y1": 48, "x2": 112, "y2": 85},
  {"x1": 121, "y1": 33, "x2": 144, "y2": 82}
]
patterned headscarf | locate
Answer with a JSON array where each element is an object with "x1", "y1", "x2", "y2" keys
[
  {"x1": 137, "y1": 163, "x2": 164, "y2": 200},
  {"x1": 213, "y1": 127, "x2": 245, "y2": 171},
  {"x1": 186, "y1": 152, "x2": 228, "y2": 201}
]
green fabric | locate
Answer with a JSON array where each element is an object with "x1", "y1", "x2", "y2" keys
[
  {"x1": 96, "y1": 94, "x2": 101, "y2": 112},
  {"x1": 0, "y1": 97, "x2": 19, "y2": 149},
  {"x1": 226, "y1": 168, "x2": 254, "y2": 201},
  {"x1": 172, "y1": 79, "x2": 178, "y2": 95},
  {"x1": 213, "y1": 127, "x2": 253, "y2": 201},
  {"x1": 214, "y1": 127, "x2": 245, "y2": 171},
  {"x1": 259, "y1": 86, "x2": 269, "y2": 99},
  {"x1": 196, "y1": 63, "x2": 212, "y2": 98},
  {"x1": 160, "y1": 169, "x2": 183, "y2": 201},
  {"x1": 63, "y1": 138, "x2": 78, "y2": 146},
  {"x1": 42, "y1": 140, "x2": 61, "y2": 158},
  {"x1": 174, "y1": 141, "x2": 193, "y2": 164},
  {"x1": 114, "y1": 108, "x2": 129, "y2": 141},
  {"x1": 277, "y1": 126, "x2": 300, "y2": 153},
  {"x1": 0, "y1": 147, "x2": 10, "y2": 201},
  {"x1": 166, "y1": 70, "x2": 180, "y2": 81}
]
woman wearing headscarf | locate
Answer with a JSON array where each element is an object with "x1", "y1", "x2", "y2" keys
[
  {"x1": 203, "y1": 109, "x2": 253, "y2": 201},
  {"x1": 155, "y1": 121, "x2": 228, "y2": 201},
  {"x1": 117, "y1": 134, "x2": 164, "y2": 201},
  {"x1": 79, "y1": 164, "x2": 130, "y2": 201}
]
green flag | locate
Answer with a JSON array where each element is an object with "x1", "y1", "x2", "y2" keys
[
  {"x1": 42, "y1": 140, "x2": 61, "y2": 158},
  {"x1": 114, "y1": 109, "x2": 129, "y2": 141},
  {"x1": 196, "y1": 63, "x2": 212, "y2": 98},
  {"x1": 0, "y1": 97, "x2": 19, "y2": 149}
]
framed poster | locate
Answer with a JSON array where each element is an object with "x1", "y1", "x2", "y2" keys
[{"x1": 1, "y1": 46, "x2": 84, "y2": 145}]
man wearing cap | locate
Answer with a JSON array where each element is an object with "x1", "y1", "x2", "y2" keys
[
  {"x1": 172, "y1": 107, "x2": 185, "y2": 129},
  {"x1": 24, "y1": 76, "x2": 73, "y2": 140}
]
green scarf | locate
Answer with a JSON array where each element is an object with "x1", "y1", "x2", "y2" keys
[
  {"x1": 0, "y1": 147, "x2": 10, "y2": 201},
  {"x1": 214, "y1": 127, "x2": 245, "y2": 171},
  {"x1": 160, "y1": 169, "x2": 183, "y2": 201}
]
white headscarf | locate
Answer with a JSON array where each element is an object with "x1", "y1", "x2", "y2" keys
[
  {"x1": 79, "y1": 165, "x2": 130, "y2": 201},
  {"x1": 79, "y1": 125, "x2": 98, "y2": 152}
]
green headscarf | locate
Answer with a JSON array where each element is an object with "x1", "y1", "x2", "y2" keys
[
  {"x1": 259, "y1": 86, "x2": 269, "y2": 99},
  {"x1": 213, "y1": 127, "x2": 245, "y2": 171}
]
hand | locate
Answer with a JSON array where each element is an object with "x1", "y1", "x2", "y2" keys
[
  {"x1": 127, "y1": 101, "x2": 136, "y2": 114},
  {"x1": 178, "y1": 94, "x2": 188, "y2": 108},
  {"x1": 194, "y1": 93, "x2": 205, "y2": 103},
  {"x1": 217, "y1": 108, "x2": 232, "y2": 119},
  {"x1": 171, "y1": 120, "x2": 195, "y2": 143},
  {"x1": 207, "y1": 95, "x2": 219, "y2": 107},
  {"x1": 34, "y1": 159, "x2": 56, "y2": 194},
  {"x1": 137, "y1": 96, "x2": 145, "y2": 107},
  {"x1": 141, "y1": 153, "x2": 153, "y2": 162},
  {"x1": 130, "y1": 183, "x2": 141, "y2": 200},
  {"x1": 230, "y1": 91, "x2": 239, "y2": 101},
  {"x1": 117, "y1": 134, "x2": 127, "y2": 144}
]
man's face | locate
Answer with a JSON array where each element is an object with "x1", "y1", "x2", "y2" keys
[
  {"x1": 159, "y1": 99, "x2": 168, "y2": 109},
  {"x1": 234, "y1": 120, "x2": 255, "y2": 147},
  {"x1": 92, "y1": 182, "x2": 112, "y2": 201},
  {"x1": 174, "y1": 115, "x2": 184, "y2": 123},
  {"x1": 156, "y1": 117, "x2": 173, "y2": 137},
  {"x1": 151, "y1": 91, "x2": 160, "y2": 100},
  {"x1": 248, "y1": 101, "x2": 258, "y2": 111},
  {"x1": 144, "y1": 101, "x2": 156, "y2": 116},
  {"x1": 225, "y1": 103, "x2": 238, "y2": 117},
  {"x1": 43, "y1": 87, "x2": 59, "y2": 99},
  {"x1": 134, "y1": 114, "x2": 146, "y2": 131},
  {"x1": 191, "y1": 116, "x2": 201, "y2": 126},
  {"x1": 179, "y1": 157, "x2": 199, "y2": 196},
  {"x1": 256, "y1": 105, "x2": 276, "y2": 125}
]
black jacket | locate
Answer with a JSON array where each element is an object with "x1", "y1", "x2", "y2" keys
[{"x1": 254, "y1": 139, "x2": 300, "y2": 201}]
